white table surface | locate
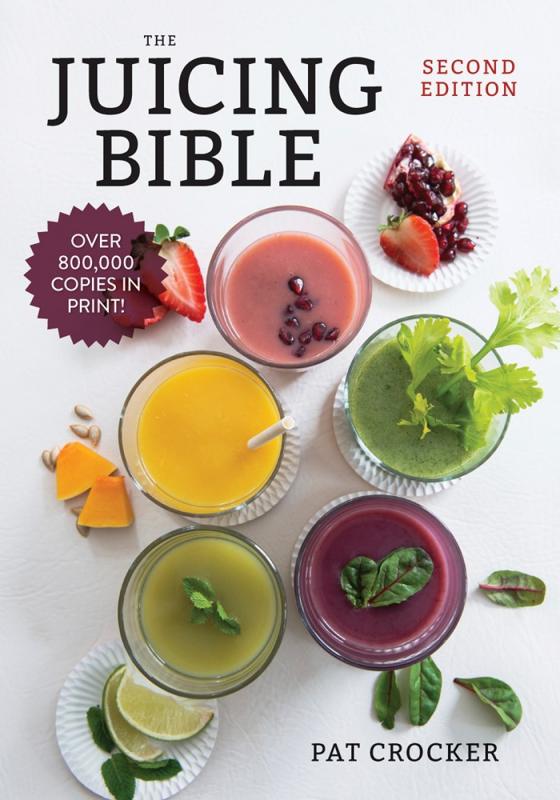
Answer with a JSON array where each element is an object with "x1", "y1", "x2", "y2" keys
[{"x1": 2, "y1": 1, "x2": 560, "y2": 798}]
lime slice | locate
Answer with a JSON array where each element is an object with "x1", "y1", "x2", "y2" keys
[
  {"x1": 116, "y1": 670, "x2": 214, "y2": 741},
  {"x1": 102, "y1": 665, "x2": 163, "y2": 761}
]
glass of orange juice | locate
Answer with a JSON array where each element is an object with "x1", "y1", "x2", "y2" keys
[{"x1": 119, "y1": 352, "x2": 286, "y2": 516}]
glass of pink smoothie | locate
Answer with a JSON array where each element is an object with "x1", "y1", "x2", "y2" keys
[
  {"x1": 207, "y1": 206, "x2": 372, "y2": 368},
  {"x1": 294, "y1": 494, "x2": 466, "y2": 670}
]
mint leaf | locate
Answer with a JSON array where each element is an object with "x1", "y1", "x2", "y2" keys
[
  {"x1": 191, "y1": 606, "x2": 213, "y2": 624},
  {"x1": 483, "y1": 267, "x2": 560, "y2": 359},
  {"x1": 190, "y1": 591, "x2": 214, "y2": 610},
  {"x1": 479, "y1": 570, "x2": 546, "y2": 607},
  {"x1": 183, "y1": 577, "x2": 215, "y2": 603},
  {"x1": 454, "y1": 676, "x2": 522, "y2": 732},
  {"x1": 474, "y1": 364, "x2": 542, "y2": 415},
  {"x1": 409, "y1": 656, "x2": 442, "y2": 726},
  {"x1": 397, "y1": 317, "x2": 451, "y2": 399},
  {"x1": 214, "y1": 601, "x2": 241, "y2": 636},
  {"x1": 172, "y1": 225, "x2": 190, "y2": 240},
  {"x1": 369, "y1": 547, "x2": 433, "y2": 607},
  {"x1": 87, "y1": 706, "x2": 114, "y2": 754},
  {"x1": 101, "y1": 754, "x2": 135, "y2": 800},
  {"x1": 374, "y1": 671, "x2": 401, "y2": 729},
  {"x1": 183, "y1": 577, "x2": 240, "y2": 635},
  {"x1": 153, "y1": 224, "x2": 170, "y2": 245},
  {"x1": 128, "y1": 758, "x2": 182, "y2": 781},
  {"x1": 340, "y1": 556, "x2": 378, "y2": 607}
]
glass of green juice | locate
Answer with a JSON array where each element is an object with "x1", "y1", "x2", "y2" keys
[
  {"x1": 345, "y1": 315, "x2": 511, "y2": 482},
  {"x1": 118, "y1": 527, "x2": 287, "y2": 698}
]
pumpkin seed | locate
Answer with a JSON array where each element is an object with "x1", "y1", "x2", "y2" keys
[
  {"x1": 50, "y1": 446, "x2": 61, "y2": 467},
  {"x1": 76, "y1": 520, "x2": 90, "y2": 538},
  {"x1": 74, "y1": 404, "x2": 94, "y2": 420},
  {"x1": 88, "y1": 425, "x2": 101, "y2": 447},
  {"x1": 41, "y1": 450, "x2": 54, "y2": 471},
  {"x1": 70, "y1": 423, "x2": 90, "y2": 439}
]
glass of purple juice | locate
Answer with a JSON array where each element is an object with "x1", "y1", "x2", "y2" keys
[{"x1": 294, "y1": 494, "x2": 466, "y2": 670}]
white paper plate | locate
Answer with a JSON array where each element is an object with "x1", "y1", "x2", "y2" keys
[
  {"x1": 344, "y1": 144, "x2": 498, "y2": 292},
  {"x1": 332, "y1": 377, "x2": 458, "y2": 497},
  {"x1": 56, "y1": 640, "x2": 219, "y2": 800},
  {"x1": 185, "y1": 400, "x2": 300, "y2": 526}
]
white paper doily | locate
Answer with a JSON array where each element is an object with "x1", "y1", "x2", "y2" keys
[
  {"x1": 344, "y1": 144, "x2": 498, "y2": 292},
  {"x1": 56, "y1": 640, "x2": 219, "y2": 800},
  {"x1": 332, "y1": 377, "x2": 458, "y2": 497},
  {"x1": 185, "y1": 402, "x2": 300, "y2": 526}
]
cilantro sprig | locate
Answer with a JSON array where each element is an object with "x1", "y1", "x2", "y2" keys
[
  {"x1": 396, "y1": 268, "x2": 560, "y2": 451},
  {"x1": 183, "y1": 577, "x2": 241, "y2": 636}
]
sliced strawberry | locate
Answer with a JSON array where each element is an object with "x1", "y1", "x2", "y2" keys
[
  {"x1": 109, "y1": 282, "x2": 168, "y2": 329},
  {"x1": 140, "y1": 240, "x2": 205, "y2": 322},
  {"x1": 379, "y1": 213, "x2": 440, "y2": 276}
]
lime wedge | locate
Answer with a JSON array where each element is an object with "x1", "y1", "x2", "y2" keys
[
  {"x1": 116, "y1": 670, "x2": 214, "y2": 741},
  {"x1": 102, "y1": 665, "x2": 163, "y2": 761}
]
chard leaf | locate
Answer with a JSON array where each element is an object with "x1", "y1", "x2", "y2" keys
[
  {"x1": 369, "y1": 547, "x2": 433, "y2": 607},
  {"x1": 374, "y1": 670, "x2": 401, "y2": 729},
  {"x1": 86, "y1": 705, "x2": 114, "y2": 754},
  {"x1": 454, "y1": 676, "x2": 522, "y2": 731},
  {"x1": 484, "y1": 267, "x2": 560, "y2": 359},
  {"x1": 474, "y1": 364, "x2": 542, "y2": 415},
  {"x1": 101, "y1": 754, "x2": 135, "y2": 800},
  {"x1": 438, "y1": 335, "x2": 477, "y2": 381},
  {"x1": 340, "y1": 556, "x2": 378, "y2": 607},
  {"x1": 397, "y1": 318, "x2": 451, "y2": 399},
  {"x1": 409, "y1": 656, "x2": 442, "y2": 726},
  {"x1": 479, "y1": 570, "x2": 546, "y2": 607}
]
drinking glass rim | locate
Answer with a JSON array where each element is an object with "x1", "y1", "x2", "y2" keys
[
  {"x1": 293, "y1": 493, "x2": 467, "y2": 670},
  {"x1": 118, "y1": 349, "x2": 286, "y2": 517},
  {"x1": 206, "y1": 204, "x2": 372, "y2": 370},
  {"x1": 118, "y1": 525, "x2": 288, "y2": 698},
  {"x1": 343, "y1": 313, "x2": 511, "y2": 483}
]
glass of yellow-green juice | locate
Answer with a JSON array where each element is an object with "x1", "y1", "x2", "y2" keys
[{"x1": 118, "y1": 527, "x2": 286, "y2": 698}]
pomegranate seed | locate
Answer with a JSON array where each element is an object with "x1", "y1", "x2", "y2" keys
[
  {"x1": 295, "y1": 295, "x2": 313, "y2": 311},
  {"x1": 325, "y1": 327, "x2": 340, "y2": 341},
  {"x1": 455, "y1": 201, "x2": 468, "y2": 218},
  {"x1": 299, "y1": 329, "x2": 312, "y2": 345},
  {"x1": 457, "y1": 237, "x2": 476, "y2": 253},
  {"x1": 440, "y1": 179, "x2": 455, "y2": 197},
  {"x1": 285, "y1": 304, "x2": 295, "y2": 314},
  {"x1": 288, "y1": 276, "x2": 304, "y2": 295},
  {"x1": 312, "y1": 322, "x2": 327, "y2": 341},
  {"x1": 423, "y1": 154, "x2": 435, "y2": 168},
  {"x1": 425, "y1": 211, "x2": 438, "y2": 225},
  {"x1": 443, "y1": 170, "x2": 454, "y2": 180},
  {"x1": 284, "y1": 316, "x2": 300, "y2": 328},
  {"x1": 403, "y1": 192, "x2": 414, "y2": 206},
  {"x1": 429, "y1": 166, "x2": 444, "y2": 186},
  {"x1": 434, "y1": 226, "x2": 444, "y2": 239},
  {"x1": 434, "y1": 200, "x2": 446, "y2": 217},
  {"x1": 411, "y1": 201, "x2": 429, "y2": 216},
  {"x1": 279, "y1": 327, "x2": 295, "y2": 345},
  {"x1": 455, "y1": 217, "x2": 469, "y2": 234},
  {"x1": 396, "y1": 172, "x2": 407, "y2": 185},
  {"x1": 295, "y1": 345, "x2": 306, "y2": 358},
  {"x1": 438, "y1": 233, "x2": 449, "y2": 251},
  {"x1": 409, "y1": 158, "x2": 422, "y2": 170},
  {"x1": 441, "y1": 246, "x2": 457, "y2": 262},
  {"x1": 400, "y1": 143, "x2": 414, "y2": 159}
]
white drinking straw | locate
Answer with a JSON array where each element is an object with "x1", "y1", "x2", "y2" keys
[{"x1": 247, "y1": 416, "x2": 296, "y2": 450}]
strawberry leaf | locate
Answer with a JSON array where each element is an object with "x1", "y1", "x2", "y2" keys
[
  {"x1": 172, "y1": 226, "x2": 190, "y2": 240},
  {"x1": 153, "y1": 224, "x2": 170, "y2": 245}
]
